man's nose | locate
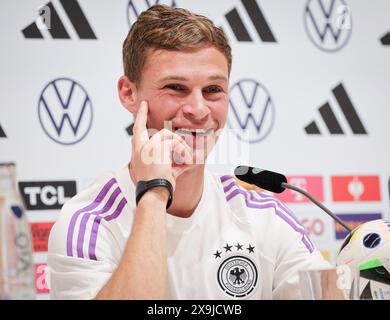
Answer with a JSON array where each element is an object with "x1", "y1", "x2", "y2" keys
[{"x1": 181, "y1": 91, "x2": 210, "y2": 121}]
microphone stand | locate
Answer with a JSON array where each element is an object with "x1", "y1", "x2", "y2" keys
[{"x1": 282, "y1": 182, "x2": 352, "y2": 233}]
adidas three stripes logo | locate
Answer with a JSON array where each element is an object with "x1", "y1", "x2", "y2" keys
[
  {"x1": 22, "y1": 0, "x2": 97, "y2": 40},
  {"x1": 225, "y1": 0, "x2": 277, "y2": 42},
  {"x1": 305, "y1": 83, "x2": 368, "y2": 135}
]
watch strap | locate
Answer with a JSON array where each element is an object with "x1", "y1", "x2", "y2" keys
[{"x1": 135, "y1": 178, "x2": 173, "y2": 209}]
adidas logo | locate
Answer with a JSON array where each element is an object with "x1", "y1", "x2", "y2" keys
[
  {"x1": 305, "y1": 83, "x2": 368, "y2": 135},
  {"x1": 224, "y1": 0, "x2": 277, "y2": 42},
  {"x1": 0, "y1": 124, "x2": 6, "y2": 138},
  {"x1": 22, "y1": 0, "x2": 97, "y2": 40},
  {"x1": 380, "y1": 31, "x2": 390, "y2": 45}
]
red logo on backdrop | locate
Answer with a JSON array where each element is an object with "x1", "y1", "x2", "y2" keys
[
  {"x1": 331, "y1": 176, "x2": 381, "y2": 202},
  {"x1": 275, "y1": 176, "x2": 324, "y2": 203},
  {"x1": 30, "y1": 222, "x2": 54, "y2": 252},
  {"x1": 34, "y1": 264, "x2": 49, "y2": 294}
]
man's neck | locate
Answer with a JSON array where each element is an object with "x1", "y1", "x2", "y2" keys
[{"x1": 168, "y1": 165, "x2": 205, "y2": 218}]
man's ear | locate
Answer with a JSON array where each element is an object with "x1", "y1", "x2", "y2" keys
[{"x1": 118, "y1": 75, "x2": 138, "y2": 115}]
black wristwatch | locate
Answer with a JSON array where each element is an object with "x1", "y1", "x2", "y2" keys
[{"x1": 135, "y1": 179, "x2": 173, "y2": 209}]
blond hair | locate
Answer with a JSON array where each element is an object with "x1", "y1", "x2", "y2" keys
[{"x1": 122, "y1": 5, "x2": 232, "y2": 85}]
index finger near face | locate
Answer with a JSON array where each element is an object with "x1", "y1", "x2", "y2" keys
[{"x1": 132, "y1": 101, "x2": 149, "y2": 149}]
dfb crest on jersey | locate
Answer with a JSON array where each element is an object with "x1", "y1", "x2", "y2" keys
[
  {"x1": 213, "y1": 242, "x2": 258, "y2": 298},
  {"x1": 228, "y1": 79, "x2": 275, "y2": 144}
]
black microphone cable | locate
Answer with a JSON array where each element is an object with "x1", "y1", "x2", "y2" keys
[
  {"x1": 281, "y1": 182, "x2": 352, "y2": 232},
  {"x1": 235, "y1": 165, "x2": 352, "y2": 232}
]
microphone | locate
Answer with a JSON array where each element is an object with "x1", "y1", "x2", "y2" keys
[
  {"x1": 234, "y1": 165, "x2": 287, "y2": 193},
  {"x1": 234, "y1": 165, "x2": 352, "y2": 232}
]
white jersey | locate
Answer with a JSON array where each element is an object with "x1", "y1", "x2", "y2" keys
[{"x1": 47, "y1": 166, "x2": 330, "y2": 300}]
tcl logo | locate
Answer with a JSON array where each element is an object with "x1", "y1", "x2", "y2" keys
[
  {"x1": 34, "y1": 264, "x2": 49, "y2": 294},
  {"x1": 19, "y1": 181, "x2": 77, "y2": 210},
  {"x1": 301, "y1": 218, "x2": 325, "y2": 237}
]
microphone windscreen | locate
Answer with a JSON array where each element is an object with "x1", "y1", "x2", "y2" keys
[{"x1": 234, "y1": 166, "x2": 287, "y2": 193}]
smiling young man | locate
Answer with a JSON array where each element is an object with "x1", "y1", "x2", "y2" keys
[{"x1": 47, "y1": 5, "x2": 329, "y2": 300}]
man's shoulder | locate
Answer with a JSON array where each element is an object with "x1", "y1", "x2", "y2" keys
[
  {"x1": 211, "y1": 172, "x2": 276, "y2": 215},
  {"x1": 62, "y1": 171, "x2": 120, "y2": 216},
  {"x1": 214, "y1": 172, "x2": 316, "y2": 255},
  {"x1": 214, "y1": 173, "x2": 309, "y2": 233},
  {"x1": 48, "y1": 168, "x2": 131, "y2": 259}
]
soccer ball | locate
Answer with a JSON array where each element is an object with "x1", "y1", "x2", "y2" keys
[{"x1": 336, "y1": 219, "x2": 390, "y2": 300}]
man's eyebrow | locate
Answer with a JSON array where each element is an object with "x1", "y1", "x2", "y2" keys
[
  {"x1": 158, "y1": 74, "x2": 228, "y2": 82},
  {"x1": 159, "y1": 75, "x2": 188, "y2": 82},
  {"x1": 207, "y1": 74, "x2": 228, "y2": 82}
]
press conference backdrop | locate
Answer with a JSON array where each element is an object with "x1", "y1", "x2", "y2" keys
[{"x1": 1, "y1": 0, "x2": 389, "y2": 299}]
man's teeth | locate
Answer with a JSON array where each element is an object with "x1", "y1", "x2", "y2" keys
[{"x1": 176, "y1": 128, "x2": 211, "y2": 136}]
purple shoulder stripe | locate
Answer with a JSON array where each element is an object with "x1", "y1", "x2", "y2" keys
[
  {"x1": 88, "y1": 197, "x2": 127, "y2": 260},
  {"x1": 66, "y1": 178, "x2": 127, "y2": 260},
  {"x1": 220, "y1": 175, "x2": 235, "y2": 183},
  {"x1": 224, "y1": 184, "x2": 314, "y2": 253},
  {"x1": 251, "y1": 190, "x2": 304, "y2": 230},
  {"x1": 76, "y1": 187, "x2": 121, "y2": 258},
  {"x1": 223, "y1": 181, "x2": 237, "y2": 193}
]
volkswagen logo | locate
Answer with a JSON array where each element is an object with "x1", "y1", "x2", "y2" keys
[
  {"x1": 228, "y1": 79, "x2": 275, "y2": 143},
  {"x1": 38, "y1": 77, "x2": 93, "y2": 145},
  {"x1": 304, "y1": 0, "x2": 352, "y2": 52}
]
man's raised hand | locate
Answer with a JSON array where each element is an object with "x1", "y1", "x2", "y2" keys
[{"x1": 130, "y1": 101, "x2": 193, "y2": 191}]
